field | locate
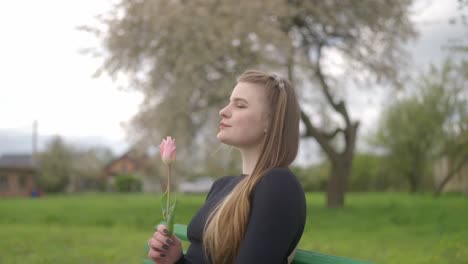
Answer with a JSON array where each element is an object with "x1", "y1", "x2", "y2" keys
[{"x1": 0, "y1": 192, "x2": 466, "y2": 264}]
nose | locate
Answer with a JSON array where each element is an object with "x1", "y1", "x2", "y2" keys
[{"x1": 219, "y1": 104, "x2": 231, "y2": 118}]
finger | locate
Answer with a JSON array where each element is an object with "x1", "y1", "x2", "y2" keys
[
  {"x1": 152, "y1": 229, "x2": 169, "y2": 241},
  {"x1": 156, "y1": 224, "x2": 170, "y2": 236},
  {"x1": 148, "y1": 238, "x2": 167, "y2": 252},
  {"x1": 148, "y1": 241, "x2": 167, "y2": 263},
  {"x1": 151, "y1": 231, "x2": 173, "y2": 248},
  {"x1": 153, "y1": 228, "x2": 178, "y2": 246},
  {"x1": 153, "y1": 233, "x2": 174, "y2": 248},
  {"x1": 148, "y1": 247, "x2": 168, "y2": 261}
]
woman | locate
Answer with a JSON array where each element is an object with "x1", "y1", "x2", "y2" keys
[{"x1": 148, "y1": 70, "x2": 307, "y2": 264}]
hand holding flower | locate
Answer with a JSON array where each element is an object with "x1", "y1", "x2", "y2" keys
[{"x1": 147, "y1": 224, "x2": 183, "y2": 264}]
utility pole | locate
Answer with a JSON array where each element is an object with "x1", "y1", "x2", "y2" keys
[{"x1": 32, "y1": 120, "x2": 38, "y2": 160}]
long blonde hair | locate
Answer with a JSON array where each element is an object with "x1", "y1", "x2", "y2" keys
[{"x1": 202, "y1": 70, "x2": 300, "y2": 263}]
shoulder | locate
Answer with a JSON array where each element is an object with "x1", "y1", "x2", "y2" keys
[
  {"x1": 253, "y1": 167, "x2": 304, "y2": 197},
  {"x1": 263, "y1": 167, "x2": 296, "y2": 178},
  {"x1": 212, "y1": 175, "x2": 239, "y2": 188},
  {"x1": 258, "y1": 167, "x2": 300, "y2": 188},
  {"x1": 249, "y1": 167, "x2": 306, "y2": 219},
  {"x1": 206, "y1": 175, "x2": 241, "y2": 199}
]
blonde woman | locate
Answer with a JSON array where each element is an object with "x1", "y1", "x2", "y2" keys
[{"x1": 148, "y1": 70, "x2": 307, "y2": 264}]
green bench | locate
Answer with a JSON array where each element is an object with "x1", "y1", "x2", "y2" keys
[{"x1": 144, "y1": 224, "x2": 372, "y2": 264}]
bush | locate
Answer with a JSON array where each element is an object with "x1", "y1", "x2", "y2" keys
[
  {"x1": 294, "y1": 153, "x2": 409, "y2": 192},
  {"x1": 291, "y1": 164, "x2": 328, "y2": 192},
  {"x1": 293, "y1": 153, "x2": 414, "y2": 192},
  {"x1": 114, "y1": 175, "x2": 142, "y2": 192},
  {"x1": 349, "y1": 153, "x2": 408, "y2": 191}
]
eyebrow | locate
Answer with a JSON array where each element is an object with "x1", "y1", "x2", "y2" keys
[{"x1": 230, "y1": 97, "x2": 249, "y2": 105}]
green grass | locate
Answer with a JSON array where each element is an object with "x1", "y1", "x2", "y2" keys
[{"x1": 0, "y1": 192, "x2": 466, "y2": 264}]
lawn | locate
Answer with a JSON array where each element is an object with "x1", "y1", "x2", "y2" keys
[{"x1": 0, "y1": 192, "x2": 466, "y2": 264}]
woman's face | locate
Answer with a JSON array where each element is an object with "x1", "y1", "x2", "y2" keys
[{"x1": 217, "y1": 82, "x2": 270, "y2": 150}]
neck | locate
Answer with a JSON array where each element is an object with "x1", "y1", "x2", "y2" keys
[{"x1": 239, "y1": 146, "x2": 262, "y2": 176}]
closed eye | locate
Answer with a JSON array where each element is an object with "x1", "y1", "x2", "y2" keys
[{"x1": 230, "y1": 97, "x2": 249, "y2": 107}]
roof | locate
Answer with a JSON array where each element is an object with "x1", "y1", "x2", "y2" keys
[
  {"x1": 0, "y1": 154, "x2": 38, "y2": 170},
  {"x1": 103, "y1": 147, "x2": 150, "y2": 172}
]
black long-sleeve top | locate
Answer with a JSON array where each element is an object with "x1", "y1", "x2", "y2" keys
[{"x1": 175, "y1": 167, "x2": 307, "y2": 264}]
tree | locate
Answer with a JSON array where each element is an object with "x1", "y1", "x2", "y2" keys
[
  {"x1": 348, "y1": 153, "x2": 403, "y2": 192},
  {"x1": 447, "y1": 0, "x2": 468, "y2": 53},
  {"x1": 375, "y1": 60, "x2": 467, "y2": 193},
  {"x1": 433, "y1": 61, "x2": 468, "y2": 196},
  {"x1": 83, "y1": 0, "x2": 416, "y2": 207},
  {"x1": 434, "y1": 130, "x2": 468, "y2": 196},
  {"x1": 70, "y1": 146, "x2": 114, "y2": 192},
  {"x1": 38, "y1": 136, "x2": 74, "y2": 192}
]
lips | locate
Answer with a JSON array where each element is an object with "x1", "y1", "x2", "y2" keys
[{"x1": 220, "y1": 122, "x2": 231, "y2": 128}]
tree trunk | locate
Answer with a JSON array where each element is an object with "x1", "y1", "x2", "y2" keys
[
  {"x1": 300, "y1": 110, "x2": 359, "y2": 208},
  {"x1": 327, "y1": 159, "x2": 352, "y2": 208},
  {"x1": 434, "y1": 157, "x2": 467, "y2": 197},
  {"x1": 408, "y1": 172, "x2": 419, "y2": 193}
]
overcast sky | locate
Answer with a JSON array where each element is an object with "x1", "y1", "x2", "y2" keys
[{"x1": 0, "y1": 0, "x2": 466, "y2": 159}]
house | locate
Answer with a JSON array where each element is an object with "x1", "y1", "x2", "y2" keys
[
  {"x1": 0, "y1": 154, "x2": 39, "y2": 197},
  {"x1": 102, "y1": 149, "x2": 160, "y2": 192},
  {"x1": 103, "y1": 151, "x2": 140, "y2": 179}
]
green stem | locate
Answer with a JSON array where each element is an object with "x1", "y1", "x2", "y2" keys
[{"x1": 167, "y1": 165, "x2": 171, "y2": 220}]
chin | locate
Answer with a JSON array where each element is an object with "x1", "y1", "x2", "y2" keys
[
  {"x1": 217, "y1": 134, "x2": 229, "y2": 144},
  {"x1": 216, "y1": 132, "x2": 226, "y2": 142},
  {"x1": 217, "y1": 133, "x2": 234, "y2": 146}
]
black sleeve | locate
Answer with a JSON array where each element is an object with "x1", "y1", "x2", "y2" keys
[
  {"x1": 235, "y1": 168, "x2": 306, "y2": 264},
  {"x1": 173, "y1": 176, "x2": 230, "y2": 264},
  {"x1": 174, "y1": 254, "x2": 186, "y2": 264}
]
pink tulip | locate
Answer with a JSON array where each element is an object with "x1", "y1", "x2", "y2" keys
[{"x1": 159, "y1": 136, "x2": 176, "y2": 165}]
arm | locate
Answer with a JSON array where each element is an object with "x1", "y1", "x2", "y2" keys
[
  {"x1": 172, "y1": 176, "x2": 230, "y2": 264},
  {"x1": 235, "y1": 169, "x2": 306, "y2": 264}
]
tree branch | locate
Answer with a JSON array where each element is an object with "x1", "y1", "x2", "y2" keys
[
  {"x1": 434, "y1": 156, "x2": 468, "y2": 196},
  {"x1": 321, "y1": 128, "x2": 344, "y2": 140},
  {"x1": 300, "y1": 109, "x2": 337, "y2": 159},
  {"x1": 314, "y1": 44, "x2": 352, "y2": 128}
]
